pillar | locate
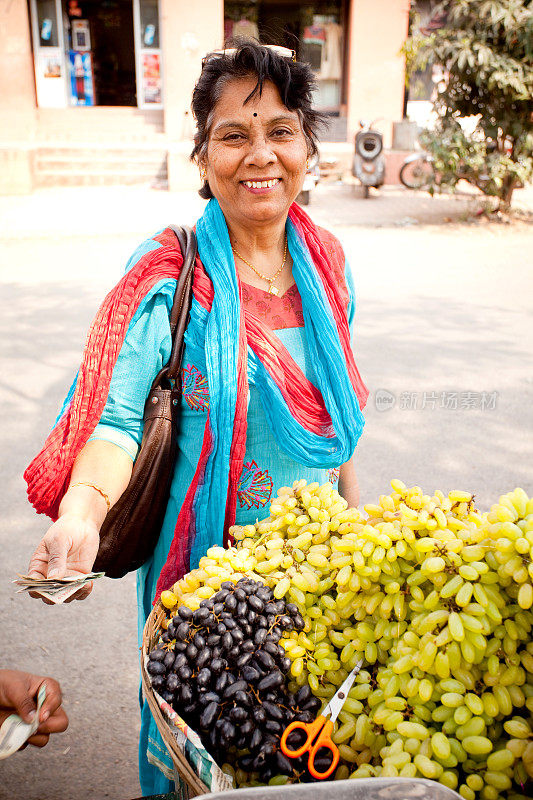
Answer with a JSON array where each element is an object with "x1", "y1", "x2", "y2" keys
[
  {"x1": 346, "y1": 0, "x2": 410, "y2": 148},
  {"x1": 0, "y1": 0, "x2": 37, "y2": 193},
  {"x1": 161, "y1": 0, "x2": 224, "y2": 190}
]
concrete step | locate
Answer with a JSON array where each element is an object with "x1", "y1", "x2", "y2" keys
[
  {"x1": 36, "y1": 132, "x2": 168, "y2": 144},
  {"x1": 34, "y1": 145, "x2": 168, "y2": 158},
  {"x1": 34, "y1": 172, "x2": 167, "y2": 187},
  {"x1": 35, "y1": 108, "x2": 165, "y2": 141},
  {"x1": 33, "y1": 144, "x2": 168, "y2": 187}
]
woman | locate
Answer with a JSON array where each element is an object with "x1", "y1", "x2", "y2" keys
[{"x1": 24, "y1": 43, "x2": 368, "y2": 794}]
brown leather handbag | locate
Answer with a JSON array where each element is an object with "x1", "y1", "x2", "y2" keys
[{"x1": 93, "y1": 225, "x2": 197, "y2": 578}]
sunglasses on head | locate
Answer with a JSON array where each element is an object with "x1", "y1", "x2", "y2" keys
[{"x1": 202, "y1": 44, "x2": 297, "y2": 68}]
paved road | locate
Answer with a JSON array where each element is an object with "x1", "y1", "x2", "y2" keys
[{"x1": 0, "y1": 184, "x2": 532, "y2": 800}]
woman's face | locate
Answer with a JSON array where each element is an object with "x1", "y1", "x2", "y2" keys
[{"x1": 202, "y1": 75, "x2": 309, "y2": 230}]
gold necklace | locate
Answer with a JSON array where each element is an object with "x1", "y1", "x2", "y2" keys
[{"x1": 231, "y1": 237, "x2": 288, "y2": 296}]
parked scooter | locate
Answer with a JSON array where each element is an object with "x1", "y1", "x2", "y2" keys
[
  {"x1": 352, "y1": 120, "x2": 385, "y2": 197},
  {"x1": 297, "y1": 152, "x2": 320, "y2": 205}
]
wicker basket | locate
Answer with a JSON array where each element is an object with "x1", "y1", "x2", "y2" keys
[{"x1": 141, "y1": 601, "x2": 212, "y2": 797}]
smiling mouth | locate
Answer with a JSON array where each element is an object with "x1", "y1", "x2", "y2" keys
[{"x1": 242, "y1": 178, "x2": 281, "y2": 189}]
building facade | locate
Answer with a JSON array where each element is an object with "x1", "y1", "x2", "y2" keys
[{"x1": 1, "y1": 0, "x2": 410, "y2": 193}]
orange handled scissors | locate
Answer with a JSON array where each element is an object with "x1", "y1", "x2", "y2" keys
[{"x1": 280, "y1": 660, "x2": 364, "y2": 780}]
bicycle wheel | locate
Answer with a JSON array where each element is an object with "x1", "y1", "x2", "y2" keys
[{"x1": 400, "y1": 158, "x2": 435, "y2": 190}]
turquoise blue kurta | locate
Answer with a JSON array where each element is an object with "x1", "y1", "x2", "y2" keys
[{"x1": 89, "y1": 261, "x2": 357, "y2": 795}]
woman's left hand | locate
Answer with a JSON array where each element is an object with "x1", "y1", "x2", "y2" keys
[{"x1": 339, "y1": 456, "x2": 360, "y2": 507}]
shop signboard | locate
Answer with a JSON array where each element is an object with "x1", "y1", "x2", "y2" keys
[
  {"x1": 30, "y1": 0, "x2": 68, "y2": 107},
  {"x1": 71, "y1": 19, "x2": 91, "y2": 51},
  {"x1": 141, "y1": 51, "x2": 162, "y2": 105},
  {"x1": 68, "y1": 51, "x2": 94, "y2": 106},
  {"x1": 35, "y1": 47, "x2": 66, "y2": 107},
  {"x1": 134, "y1": 0, "x2": 163, "y2": 108}
]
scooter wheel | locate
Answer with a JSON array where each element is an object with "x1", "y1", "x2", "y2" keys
[{"x1": 400, "y1": 158, "x2": 434, "y2": 190}]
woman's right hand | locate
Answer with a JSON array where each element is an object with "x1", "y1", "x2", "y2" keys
[
  {"x1": 27, "y1": 513, "x2": 100, "y2": 603},
  {"x1": 26, "y1": 440, "x2": 134, "y2": 604}
]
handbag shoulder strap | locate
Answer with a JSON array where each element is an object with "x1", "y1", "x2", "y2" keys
[{"x1": 165, "y1": 224, "x2": 197, "y2": 380}]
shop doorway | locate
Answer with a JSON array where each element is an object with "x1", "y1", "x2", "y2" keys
[{"x1": 64, "y1": 0, "x2": 136, "y2": 106}]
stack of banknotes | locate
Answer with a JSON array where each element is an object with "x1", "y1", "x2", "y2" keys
[{"x1": 13, "y1": 572, "x2": 104, "y2": 603}]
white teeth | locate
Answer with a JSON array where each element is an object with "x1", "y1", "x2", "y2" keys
[{"x1": 244, "y1": 179, "x2": 279, "y2": 189}]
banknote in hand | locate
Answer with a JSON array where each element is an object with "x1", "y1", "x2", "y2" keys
[
  {"x1": 13, "y1": 572, "x2": 104, "y2": 604},
  {"x1": 0, "y1": 683, "x2": 46, "y2": 760}
]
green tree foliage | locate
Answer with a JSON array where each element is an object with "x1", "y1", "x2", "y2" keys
[{"x1": 407, "y1": 0, "x2": 533, "y2": 207}]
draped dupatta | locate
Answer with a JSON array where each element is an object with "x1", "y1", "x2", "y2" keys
[{"x1": 24, "y1": 200, "x2": 367, "y2": 599}]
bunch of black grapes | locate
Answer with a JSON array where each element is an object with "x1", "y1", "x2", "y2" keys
[{"x1": 147, "y1": 578, "x2": 327, "y2": 783}]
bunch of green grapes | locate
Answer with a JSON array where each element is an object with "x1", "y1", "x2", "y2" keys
[
  {"x1": 162, "y1": 480, "x2": 533, "y2": 798},
  {"x1": 482, "y1": 489, "x2": 533, "y2": 610},
  {"x1": 229, "y1": 481, "x2": 533, "y2": 797}
]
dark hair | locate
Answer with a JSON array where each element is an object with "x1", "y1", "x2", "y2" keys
[{"x1": 190, "y1": 41, "x2": 326, "y2": 199}]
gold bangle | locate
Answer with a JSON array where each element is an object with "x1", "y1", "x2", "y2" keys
[{"x1": 69, "y1": 482, "x2": 111, "y2": 513}]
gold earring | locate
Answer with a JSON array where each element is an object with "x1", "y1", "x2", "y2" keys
[
  {"x1": 306, "y1": 158, "x2": 309, "y2": 170},
  {"x1": 200, "y1": 167, "x2": 207, "y2": 181}
]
